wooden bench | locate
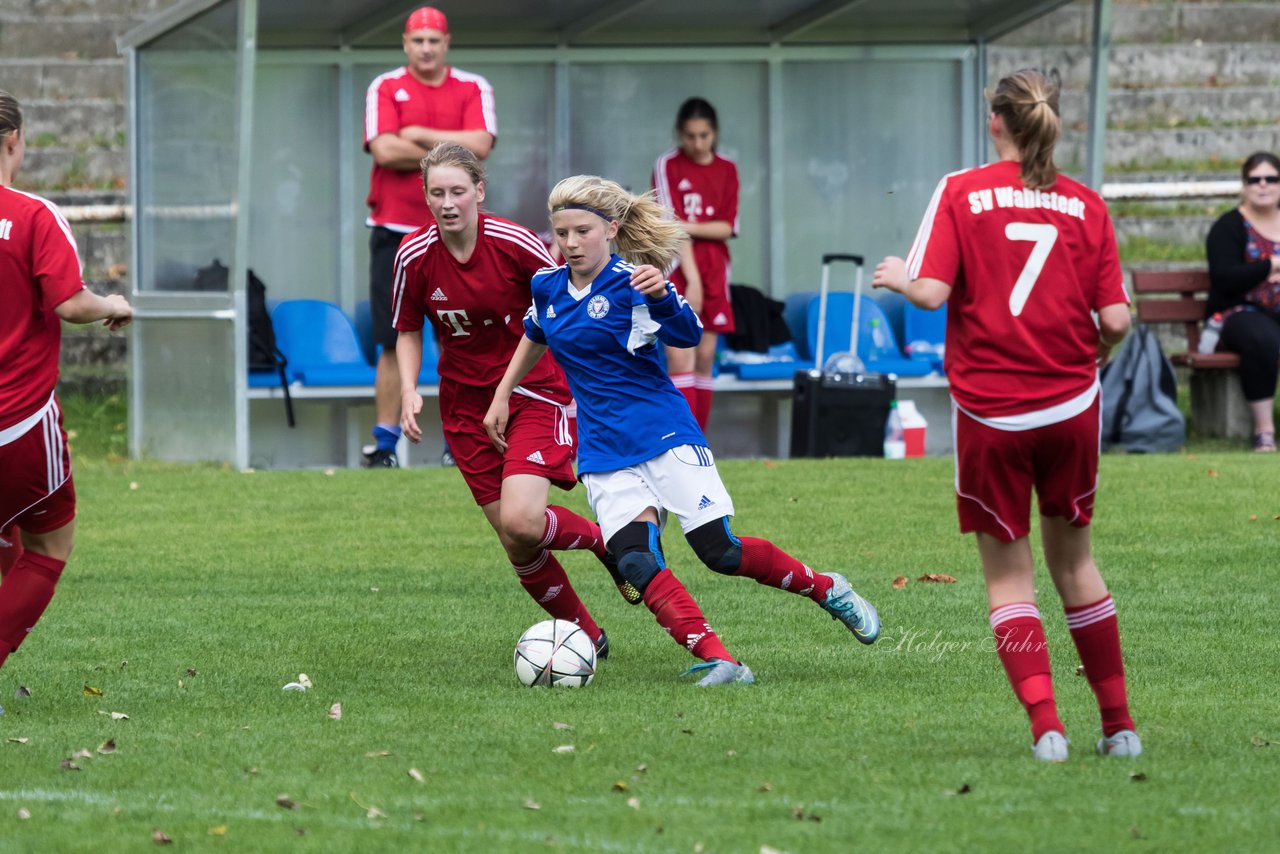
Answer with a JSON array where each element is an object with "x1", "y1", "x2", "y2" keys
[{"x1": 1130, "y1": 270, "x2": 1249, "y2": 438}]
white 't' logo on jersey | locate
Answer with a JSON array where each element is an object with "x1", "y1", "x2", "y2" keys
[
  {"x1": 0, "y1": 219, "x2": 12, "y2": 240},
  {"x1": 587, "y1": 295, "x2": 610, "y2": 319},
  {"x1": 437, "y1": 309, "x2": 473, "y2": 336}
]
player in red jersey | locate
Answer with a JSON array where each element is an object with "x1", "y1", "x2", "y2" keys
[
  {"x1": 362, "y1": 6, "x2": 497, "y2": 468},
  {"x1": 393, "y1": 142, "x2": 662, "y2": 657},
  {"x1": 874, "y1": 70, "x2": 1140, "y2": 761},
  {"x1": 652, "y1": 97, "x2": 740, "y2": 429},
  {"x1": 0, "y1": 90, "x2": 133, "y2": 684}
]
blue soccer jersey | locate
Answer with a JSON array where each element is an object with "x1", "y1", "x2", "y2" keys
[{"x1": 525, "y1": 255, "x2": 706, "y2": 474}]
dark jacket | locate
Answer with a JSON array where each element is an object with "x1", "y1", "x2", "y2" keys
[{"x1": 1205, "y1": 208, "x2": 1273, "y2": 316}]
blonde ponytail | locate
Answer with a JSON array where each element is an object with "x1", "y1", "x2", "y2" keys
[
  {"x1": 989, "y1": 69, "x2": 1061, "y2": 190},
  {"x1": 549, "y1": 175, "x2": 683, "y2": 270}
]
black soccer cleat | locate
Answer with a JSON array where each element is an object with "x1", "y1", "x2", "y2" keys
[
  {"x1": 593, "y1": 629, "x2": 610, "y2": 660},
  {"x1": 362, "y1": 447, "x2": 399, "y2": 468}
]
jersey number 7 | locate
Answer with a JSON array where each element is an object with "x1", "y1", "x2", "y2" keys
[{"x1": 1004, "y1": 222, "x2": 1059, "y2": 317}]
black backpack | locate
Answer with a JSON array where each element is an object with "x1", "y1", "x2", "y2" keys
[
  {"x1": 1100, "y1": 324, "x2": 1184, "y2": 453},
  {"x1": 192, "y1": 260, "x2": 294, "y2": 428}
]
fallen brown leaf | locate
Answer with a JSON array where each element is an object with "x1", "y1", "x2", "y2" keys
[
  {"x1": 626, "y1": 797, "x2": 640, "y2": 810},
  {"x1": 1250, "y1": 515, "x2": 1258, "y2": 522},
  {"x1": 15, "y1": 686, "x2": 31, "y2": 698},
  {"x1": 366, "y1": 806, "x2": 387, "y2": 819},
  {"x1": 553, "y1": 744, "x2": 575, "y2": 754},
  {"x1": 408, "y1": 768, "x2": 426, "y2": 783},
  {"x1": 1129, "y1": 772, "x2": 1147, "y2": 782},
  {"x1": 60, "y1": 759, "x2": 80, "y2": 771},
  {"x1": 7, "y1": 737, "x2": 30, "y2": 744},
  {"x1": 276, "y1": 794, "x2": 298, "y2": 810},
  {"x1": 791, "y1": 805, "x2": 821, "y2": 822},
  {"x1": 892, "y1": 576, "x2": 908, "y2": 589},
  {"x1": 17, "y1": 808, "x2": 31, "y2": 820},
  {"x1": 151, "y1": 829, "x2": 173, "y2": 845},
  {"x1": 208, "y1": 826, "x2": 227, "y2": 837},
  {"x1": 523, "y1": 799, "x2": 541, "y2": 810},
  {"x1": 635, "y1": 763, "x2": 648, "y2": 773},
  {"x1": 72, "y1": 749, "x2": 93, "y2": 760},
  {"x1": 327, "y1": 703, "x2": 342, "y2": 721},
  {"x1": 757, "y1": 783, "x2": 774, "y2": 792},
  {"x1": 1251, "y1": 736, "x2": 1272, "y2": 747},
  {"x1": 552, "y1": 722, "x2": 574, "y2": 731},
  {"x1": 725, "y1": 750, "x2": 737, "y2": 757},
  {"x1": 944, "y1": 783, "x2": 972, "y2": 796},
  {"x1": 917, "y1": 573, "x2": 958, "y2": 584},
  {"x1": 612, "y1": 781, "x2": 629, "y2": 792},
  {"x1": 83, "y1": 685, "x2": 103, "y2": 697},
  {"x1": 185, "y1": 668, "x2": 199, "y2": 677},
  {"x1": 363, "y1": 751, "x2": 391, "y2": 758},
  {"x1": 97, "y1": 739, "x2": 117, "y2": 755},
  {"x1": 761, "y1": 459, "x2": 778, "y2": 469},
  {"x1": 1206, "y1": 469, "x2": 1218, "y2": 478}
]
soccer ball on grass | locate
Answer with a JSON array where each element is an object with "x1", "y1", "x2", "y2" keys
[{"x1": 514, "y1": 619, "x2": 596, "y2": 688}]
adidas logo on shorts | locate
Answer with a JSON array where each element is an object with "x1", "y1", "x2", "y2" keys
[
  {"x1": 713, "y1": 312, "x2": 728, "y2": 326},
  {"x1": 430, "y1": 288, "x2": 447, "y2": 301},
  {"x1": 526, "y1": 450, "x2": 547, "y2": 465},
  {"x1": 697, "y1": 495, "x2": 714, "y2": 510}
]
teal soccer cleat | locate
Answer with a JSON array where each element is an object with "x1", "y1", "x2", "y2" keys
[
  {"x1": 819, "y1": 573, "x2": 880, "y2": 644},
  {"x1": 681, "y1": 659, "x2": 755, "y2": 687}
]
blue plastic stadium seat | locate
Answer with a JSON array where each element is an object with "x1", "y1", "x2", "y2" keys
[
  {"x1": 271, "y1": 300, "x2": 378, "y2": 386},
  {"x1": 353, "y1": 299, "x2": 377, "y2": 366},
  {"x1": 804, "y1": 293, "x2": 934, "y2": 378},
  {"x1": 902, "y1": 302, "x2": 946, "y2": 374},
  {"x1": 784, "y1": 291, "x2": 818, "y2": 360},
  {"x1": 373, "y1": 331, "x2": 441, "y2": 386},
  {"x1": 722, "y1": 341, "x2": 815, "y2": 380}
]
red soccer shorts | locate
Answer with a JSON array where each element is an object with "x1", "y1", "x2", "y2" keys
[
  {"x1": 1, "y1": 397, "x2": 77, "y2": 534},
  {"x1": 670, "y1": 267, "x2": 734, "y2": 334},
  {"x1": 439, "y1": 380, "x2": 578, "y2": 506},
  {"x1": 953, "y1": 396, "x2": 1100, "y2": 543}
]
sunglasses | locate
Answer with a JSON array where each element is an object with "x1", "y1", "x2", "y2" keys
[{"x1": 1245, "y1": 175, "x2": 1280, "y2": 185}]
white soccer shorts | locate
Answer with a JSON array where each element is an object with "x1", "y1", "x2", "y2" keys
[{"x1": 583, "y1": 445, "x2": 735, "y2": 544}]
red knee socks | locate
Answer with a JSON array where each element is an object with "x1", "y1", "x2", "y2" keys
[
  {"x1": 540, "y1": 506, "x2": 606, "y2": 557},
  {"x1": 0, "y1": 551, "x2": 65, "y2": 670},
  {"x1": 990, "y1": 602, "x2": 1063, "y2": 742},
  {"x1": 736, "y1": 537, "x2": 834, "y2": 603},
  {"x1": 643, "y1": 569, "x2": 734, "y2": 663},
  {"x1": 510, "y1": 550, "x2": 602, "y2": 642},
  {"x1": 1065, "y1": 595, "x2": 1135, "y2": 736}
]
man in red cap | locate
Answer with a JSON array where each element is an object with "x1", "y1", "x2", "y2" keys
[{"x1": 362, "y1": 5, "x2": 497, "y2": 468}]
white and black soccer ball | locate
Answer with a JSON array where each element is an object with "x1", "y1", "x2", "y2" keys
[{"x1": 514, "y1": 619, "x2": 596, "y2": 688}]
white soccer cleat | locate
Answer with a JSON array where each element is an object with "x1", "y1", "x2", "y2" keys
[
  {"x1": 1097, "y1": 729, "x2": 1143, "y2": 757},
  {"x1": 1032, "y1": 730, "x2": 1069, "y2": 762}
]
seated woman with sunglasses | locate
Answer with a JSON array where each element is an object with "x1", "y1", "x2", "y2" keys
[{"x1": 1205, "y1": 151, "x2": 1280, "y2": 452}]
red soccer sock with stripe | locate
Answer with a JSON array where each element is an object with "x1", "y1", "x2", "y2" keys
[
  {"x1": 1065, "y1": 595, "x2": 1135, "y2": 736},
  {"x1": 0, "y1": 551, "x2": 65, "y2": 670},
  {"x1": 643, "y1": 568, "x2": 735, "y2": 663},
  {"x1": 737, "y1": 537, "x2": 833, "y2": 603},
  {"x1": 671, "y1": 372, "x2": 698, "y2": 418},
  {"x1": 693, "y1": 376, "x2": 716, "y2": 430},
  {"x1": 541, "y1": 506, "x2": 606, "y2": 558},
  {"x1": 990, "y1": 602, "x2": 1064, "y2": 742},
  {"x1": 0, "y1": 524, "x2": 23, "y2": 579},
  {"x1": 510, "y1": 550, "x2": 602, "y2": 642}
]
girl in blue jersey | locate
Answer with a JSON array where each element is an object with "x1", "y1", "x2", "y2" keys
[{"x1": 485, "y1": 175, "x2": 881, "y2": 685}]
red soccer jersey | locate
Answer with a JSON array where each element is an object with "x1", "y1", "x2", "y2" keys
[
  {"x1": 906, "y1": 160, "x2": 1129, "y2": 419},
  {"x1": 392, "y1": 213, "x2": 569, "y2": 397},
  {"x1": 364, "y1": 66, "x2": 497, "y2": 232},
  {"x1": 652, "y1": 148, "x2": 739, "y2": 298},
  {"x1": 0, "y1": 187, "x2": 85, "y2": 431}
]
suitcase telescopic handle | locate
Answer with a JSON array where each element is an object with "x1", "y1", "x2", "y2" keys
[{"x1": 815, "y1": 253, "x2": 866, "y2": 370}]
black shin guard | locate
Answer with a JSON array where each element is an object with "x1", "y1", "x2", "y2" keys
[{"x1": 686, "y1": 517, "x2": 742, "y2": 575}]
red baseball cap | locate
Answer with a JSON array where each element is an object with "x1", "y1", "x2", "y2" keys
[{"x1": 404, "y1": 6, "x2": 448, "y2": 34}]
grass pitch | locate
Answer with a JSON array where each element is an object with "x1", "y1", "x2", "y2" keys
[{"x1": 1, "y1": 397, "x2": 1278, "y2": 851}]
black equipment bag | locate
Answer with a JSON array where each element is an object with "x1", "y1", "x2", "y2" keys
[
  {"x1": 192, "y1": 260, "x2": 294, "y2": 428},
  {"x1": 1100, "y1": 323, "x2": 1184, "y2": 453},
  {"x1": 789, "y1": 254, "x2": 896, "y2": 458}
]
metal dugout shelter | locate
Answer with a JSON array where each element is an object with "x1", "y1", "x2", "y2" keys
[{"x1": 119, "y1": 0, "x2": 1112, "y2": 469}]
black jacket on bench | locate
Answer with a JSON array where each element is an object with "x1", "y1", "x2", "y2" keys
[{"x1": 1205, "y1": 208, "x2": 1273, "y2": 317}]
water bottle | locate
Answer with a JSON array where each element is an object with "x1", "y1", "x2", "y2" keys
[
  {"x1": 824, "y1": 351, "x2": 864, "y2": 375},
  {"x1": 883, "y1": 400, "x2": 906, "y2": 459},
  {"x1": 1198, "y1": 313, "x2": 1223, "y2": 354},
  {"x1": 869, "y1": 318, "x2": 888, "y2": 360}
]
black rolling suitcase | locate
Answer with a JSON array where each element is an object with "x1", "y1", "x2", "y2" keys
[{"x1": 789, "y1": 253, "x2": 896, "y2": 458}]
